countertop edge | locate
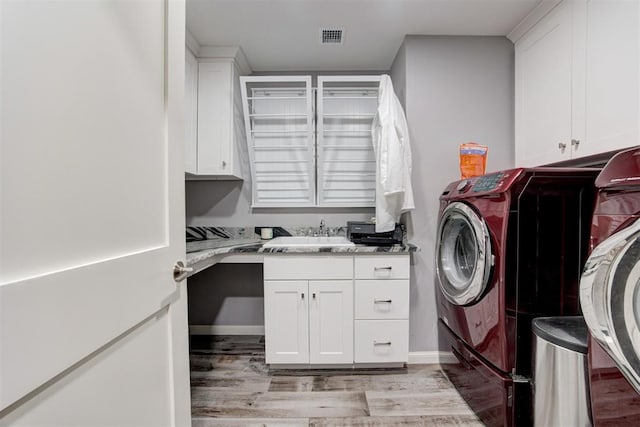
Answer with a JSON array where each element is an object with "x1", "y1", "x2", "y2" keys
[{"x1": 185, "y1": 240, "x2": 419, "y2": 277}]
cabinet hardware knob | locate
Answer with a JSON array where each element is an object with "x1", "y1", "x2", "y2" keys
[
  {"x1": 571, "y1": 139, "x2": 580, "y2": 148},
  {"x1": 301, "y1": 293, "x2": 304, "y2": 300},
  {"x1": 558, "y1": 142, "x2": 567, "y2": 151},
  {"x1": 374, "y1": 299, "x2": 392, "y2": 303},
  {"x1": 173, "y1": 261, "x2": 193, "y2": 282},
  {"x1": 374, "y1": 266, "x2": 392, "y2": 271},
  {"x1": 312, "y1": 293, "x2": 316, "y2": 299},
  {"x1": 222, "y1": 161, "x2": 227, "y2": 168},
  {"x1": 374, "y1": 340, "x2": 392, "y2": 346}
]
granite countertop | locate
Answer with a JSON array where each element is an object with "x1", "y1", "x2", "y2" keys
[{"x1": 185, "y1": 226, "x2": 419, "y2": 275}]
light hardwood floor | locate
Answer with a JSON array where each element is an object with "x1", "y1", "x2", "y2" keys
[{"x1": 190, "y1": 335, "x2": 484, "y2": 427}]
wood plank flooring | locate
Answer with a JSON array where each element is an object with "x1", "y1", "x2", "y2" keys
[{"x1": 190, "y1": 335, "x2": 483, "y2": 426}]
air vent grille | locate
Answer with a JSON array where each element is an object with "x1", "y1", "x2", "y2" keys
[{"x1": 321, "y1": 29, "x2": 344, "y2": 44}]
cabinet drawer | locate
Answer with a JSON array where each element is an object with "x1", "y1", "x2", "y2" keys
[
  {"x1": 354, "y1": 255, "x2": 409, "y2": 279},
  {"x1": 355, "y1": 320, "x2": 409, "y2": 363},
  {"x1": 355, "y1": 280, "x2": 409, "y2": 320},
  {"x1": 264, "y1": 255, "x2": 353, "y2": 280}
]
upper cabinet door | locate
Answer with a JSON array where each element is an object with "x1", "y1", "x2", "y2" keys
[
  {"x1": 197, "y1": 61, "x2": 236, "y2": 177},
  {"x1": 0, "y1": 0, "x2": 189, "y2": 424},
  {"x1": 574, "y1": 0, "x2": 639, "y2": 158},
  {"x1": 515, "y1": 1, "x2": 573, "y2": 167},
  {"x1": 317, "y1": 76, "x2": 379, "y2": 207}
]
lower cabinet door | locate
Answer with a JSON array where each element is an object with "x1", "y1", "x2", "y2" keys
[
  {"x1": 309, "y1": 280, "x2": 354, "y2": 364},
  {"x1": 355, "y1": 319, "x2": 409, "y2": 363},
  {"x1": 264, "y1": 281, "x2": 309, "y2": 364}
]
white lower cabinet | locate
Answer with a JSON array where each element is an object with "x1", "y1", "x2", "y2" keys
[
  {"x1": 263, "y1": 279, "x2": 353, "y2": 364},
  {"x1": 354, "y1": 256, "x2": 410, "y2": 364},
  {"x1": 264, "y1": 254, "x2": 409, "y2": 367},
  {"x1": 264, "y1": 256, "x2": 354, "y2": 365}
]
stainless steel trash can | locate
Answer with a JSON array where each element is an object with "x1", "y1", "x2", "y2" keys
[{"x1": 532, "y1": 316, "x2": 591, "y2": 427}]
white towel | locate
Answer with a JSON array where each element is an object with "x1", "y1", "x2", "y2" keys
[{"x1": 371, "y1": 75, "x2": 415, "y2": 233}]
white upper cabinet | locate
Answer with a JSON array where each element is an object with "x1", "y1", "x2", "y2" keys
[
  {"x1": 577, "y1": 0, "x2": 639, "y2": 159},
  {"x1": 186, "y1": 47, "x2": 250, "y2": 180},
  {"x1": 515, "y1": 0, "x2": 640, "y2": 166},
  {"x1": 317, "y1": 76, "x2": 379, "y2": 207},
  {"x1": 240, "y1": 75, "x2": 381, "y2": 207}
]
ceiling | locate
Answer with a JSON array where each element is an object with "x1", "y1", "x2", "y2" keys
[{"x1": 186, "y1": 0, "x2": 542, "y2": 72}]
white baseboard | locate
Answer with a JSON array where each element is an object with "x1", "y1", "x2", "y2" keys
[
  {"x1": 189, "y1": 325, "x2": 265, "y2": 335},
  {"x1": 189, "y1": 326, "x2": 455, "y2": 365},
  {"x1": 408, "y1": 351, "x2": 457, "y2": 365}
]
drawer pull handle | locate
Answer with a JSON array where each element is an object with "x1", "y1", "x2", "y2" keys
[
  {"x1": 374, "y1": 299, "x2": 392, "y2": 303},
  {"x1": 374, "y1": 266, "x2": 392, "y2": 271},
  {"x1": 301, "y1": 293, "x2": 304, "y2": 300},
  {"x1": 374, "y1": 340, "x2": 392, "y2": 346}
]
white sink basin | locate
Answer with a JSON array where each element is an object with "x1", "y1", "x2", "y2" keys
[{"x1": 263, "y1": 236, "x2": 355, "y2": 248}]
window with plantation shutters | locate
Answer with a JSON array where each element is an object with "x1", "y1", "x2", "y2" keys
[
  {"x1": 317, "y1": 76, "x2": 379, "y2": 207},
  {"x1": 240, "y1": 75, "x2": 380, "y2": 208},
  {"x1": 240, "y1": 76, "x2": 315, "y2": 207}
]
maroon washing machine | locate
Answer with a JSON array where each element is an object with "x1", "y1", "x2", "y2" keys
[
  {"x1": 580, "y1": 147, "x2": 640, "y2": 426},
  {"x1": 436, "y1": 168, "x2": 599, "y2": 427}
]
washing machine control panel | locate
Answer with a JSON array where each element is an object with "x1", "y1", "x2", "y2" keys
[{"x1": 472, "y1": 172, "x2": 505, "y2": 192}]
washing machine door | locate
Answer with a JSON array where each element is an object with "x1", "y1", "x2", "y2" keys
[
  {"x1": 436, "y1": 202, "x2": 493, "y2": 306},
  {"x1": 581, "y1": 218, "x2": 640, "y2": 394}
]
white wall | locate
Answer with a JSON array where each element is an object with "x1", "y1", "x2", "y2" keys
[
  {"x1": 186, "y1": 180, "x2": 374, "y2": 227},
  {"x1": 395, "y1": 35, "x2": 514, "y2": 351},
  {"x1": 188, "y1": 264, "x2": 264, "y2": 328}
]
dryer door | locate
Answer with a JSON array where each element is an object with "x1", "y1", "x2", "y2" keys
[
  {"x1": 436, "y1": 202, "x2": 493, "y2": 306},
  {"x1": 581, "y1": 218, "x2": 640, "y2": 394}
]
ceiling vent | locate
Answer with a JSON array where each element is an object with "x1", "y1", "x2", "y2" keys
[{"x1": 320, "y1": 29, "x2": 344, "y2": 45}]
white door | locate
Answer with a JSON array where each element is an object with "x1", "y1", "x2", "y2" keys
[
  {"x1": 309, "y1": 280, "x2": 353, "y2": 364},
  {"x1": 0, "y1": 1, "x2": 190, "y2": 426},
  {"x1": 264, "y1": 281, "x2": 309, "y2": 364}
]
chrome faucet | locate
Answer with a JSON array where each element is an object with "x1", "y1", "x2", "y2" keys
[{"x1": 319, "y1": 219, "x2": 327, "y2": 236}]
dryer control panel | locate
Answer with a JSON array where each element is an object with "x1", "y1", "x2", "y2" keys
[
  {"x1": 440, "y1": 169, "x2": 525, "y2": 200},
  {"x1": 472, "y1": 172, "x2": 505, "y2": 192}
]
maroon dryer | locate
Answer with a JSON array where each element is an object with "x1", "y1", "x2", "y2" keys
[
  {"x1": 581, "y1": 147, "x2": 640, "y2": 426},
  {"x1": 436, "y1": 167, "x2": 598, "y2": 426}
]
